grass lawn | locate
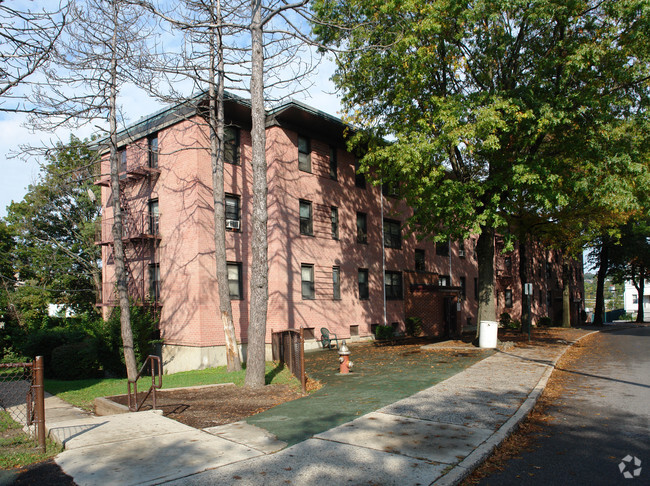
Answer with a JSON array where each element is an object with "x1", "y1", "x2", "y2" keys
[
  {"x1": 45, "y1": 361, "x2": 298, "y2": 411},
  {"x1": 0, "y1": 411, "x2": 62, "y2": 469}
]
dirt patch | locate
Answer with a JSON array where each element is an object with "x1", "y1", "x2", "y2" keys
[
  {"x1": 107, "y1": 384, "x2": 303, "y2": 429},
  {"x1": 461, "y1": 330, "x2": 598, "y2": 485}
]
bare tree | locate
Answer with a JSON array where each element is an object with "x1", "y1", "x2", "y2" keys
[
  {"x1": 0, "y1": 1, "x2": 67, "y2": 112},
  {"x1": 30, "y1": 0, "x2": 158, "y2": 380}
]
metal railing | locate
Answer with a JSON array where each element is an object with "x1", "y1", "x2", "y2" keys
[
  {"x1": 271, "y1": 328, "x2": 306, "y2": 394},
  {"x1": 0, "y1": 356, "x2": 45, "y2": 451},
  {"x1": 127, "y1": 355, "x2": 162, "y2": 412},
  {"x1": 95, "y1": 213, "x2": 160, "y2": 244}
]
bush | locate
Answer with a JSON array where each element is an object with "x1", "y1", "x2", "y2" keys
[
  {"x1": 19, "y1": 327, "x2": 89, "y2": 376},
  {"x1": 499, "y1": 312, "x2": 512, "y2": 328},
  {"x1": 375, "y1": 325, "x2": 395, "y2": 340},
  {"x1": 538, "y1": 316, "x2": 552, "y2": 327},
  {"x1": 405, "y1": 317, "x2": 422, "y2": 337},
  {"x1": 51, "y1": 341, "x2": 100, "y2": 380}
]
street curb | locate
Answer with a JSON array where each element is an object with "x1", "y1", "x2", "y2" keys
[{"x1": 433, "y1": 330, "x2": 600, "y2": 486}]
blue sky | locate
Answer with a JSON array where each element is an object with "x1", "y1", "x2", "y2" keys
[{"x1": 0, "y1": 58, "x2": 340, "y2": 219}]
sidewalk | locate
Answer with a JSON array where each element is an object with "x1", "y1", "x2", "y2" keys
[{"x1": 41, "y1": 332, "x2": 593, "y2": 485}]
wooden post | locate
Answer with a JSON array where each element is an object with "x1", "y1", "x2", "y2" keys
[{"x1": 33, "y1": 356, "x2": 46, "y2": 452}]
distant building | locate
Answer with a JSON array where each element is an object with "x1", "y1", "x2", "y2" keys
[
  {"x1": 96, "y1": 94, "x2": 584, "y2": 373},
  {"x1": 623, "y1": 281, "x2": 650, "y2": 321}
]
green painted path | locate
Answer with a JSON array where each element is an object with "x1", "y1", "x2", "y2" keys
[{"x1": 247, "y1": 341, "x2": 493, "y2": 446}]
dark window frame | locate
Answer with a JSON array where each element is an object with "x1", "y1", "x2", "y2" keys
[
  {"x1": 331, "y1": 206, "x2": 339, "y2": 240},
  {"x1": 436, "y1": 240, "x2": 449, "y2": 256},
  {"x1": 332, "y1": 266, "x2": 341, "y2": 300},
  {"x1": 356, "y1": 212, "x2": 367, "y2": 244},
  {"x1": 148, "y1": 199, "x2": 159, "y2": 235},
  {"x1": 505, "y1": 288, "x2": 513, "y2": 308},
  {"x1": 148, "y1": 262, "x2": 160, "y2": 301},
  {"x1": 299, "y1": 199, "x2": 313, "y2": 236},
  {"x1": 384, "y1": 271, "x2": 403, "y2": 300},
  {"x1": 358, "y1": 268, "x2": 369, "y2": 300},
  {"x1": 383, "y1": 219, "x2": 401, "y2": 249},
  {"x1": 329, "y1": 146, "x2": 337, "y2": 180},
  {"x1": 301, "y1": 264, "x2": 315, "y2": 300},
  {"x1": 224, "y1": 126, "x2": 241, "y2": 165},
  {"x1": 439, "y1": 275, "x2": 450, "y2": 287},
  {"x1": 460, "y1": 276, "x2": 466, "y2": 298},
  {"x1": 354, "y1": 159, "x2": 366, "y2": 188},
  {"x1": 415, "y1": 249, "x2": 426, "y2": 272},
  {"x1": 227, "y1": 262, "x2": 243, "y2": 300},
  {"x1": 298, "y1": 135, "x2": 311, "y2": 173},
  {"x1": 148, "y1": 135, "x2": 158, "y2": 169},
  {"x1": 225, "y1": 194, "x2": 241, "y2": 229}
]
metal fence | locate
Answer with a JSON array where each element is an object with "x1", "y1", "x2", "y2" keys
[
  {"x1": 0, "y1": 356, "x2": 46, "y2": 451},
  {"x1": 271, "y1": 328, "x2": 306, "y2": 394}
]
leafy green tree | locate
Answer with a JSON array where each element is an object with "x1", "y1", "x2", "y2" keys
[
  {"x1": 5, "y1": 135, "x2": 101, "y2": 319},
  {"x1": 313, "y1": 0, "x2": 650, "y2": 326},
  {"x1": 608, "y1": 219, "x2": 650, "y2": 322}
]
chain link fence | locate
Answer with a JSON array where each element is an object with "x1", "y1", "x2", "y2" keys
[{"x1": 0, "y1": 357, "x2": 46, "y2": 451}]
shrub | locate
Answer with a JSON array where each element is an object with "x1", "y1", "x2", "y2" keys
[
  {"x1": 538, "y1": 316, "x2": 552, "y2": 327},
  {"x1": 405, "y1": 317, "x2": 422, "y2": 337},
  {"x1": 51, "y1": 341, "x2": 100, "y2": 380},
  {"x1": 499, "y1": 312, "x2": 512, "y2": 328},
  {"x1": 375, "y1": 325, "x2": 395, "y2": 340},
  {"x1": 19, "y1": 327, "x2": 89, "y2": 376}
]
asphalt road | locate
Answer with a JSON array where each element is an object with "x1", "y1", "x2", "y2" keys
[{"x1": 479, "y1": 326, "x2": 650, "y2": 485}]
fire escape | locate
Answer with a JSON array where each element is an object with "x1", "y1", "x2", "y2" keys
[{"x1": 95, "y1": 145, "x2": 161, "y2": 309}]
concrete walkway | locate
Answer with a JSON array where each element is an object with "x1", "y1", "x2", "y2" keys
[{"x1": 35, "y1": 333, "x2": 593, "y2": 485}]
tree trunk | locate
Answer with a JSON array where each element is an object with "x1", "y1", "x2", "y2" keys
[
  {"x1": 209, "y1": 0, "x2": 241, "y2": 372},
  {"x1": 109, "y1": 1, "x2": 137, "y2": 381},
  {"x1": 518, "y1": 239, "x2": 527, "y2": 329},
  {"x1": 593, "y1": 242, "x2": 608, "y2": 326},
  {"x1": 244, "y1": 0, "x2": 268, "y2": 388},
  {"x1": 562, "y1": 262, "x2": 571, "y2": 328},
  {"x1": 476, "y1": 227, "x2": 497, "y2": 335},
  {"x1": 635, "y1": 266, "x2": 646, "y2": 323}
]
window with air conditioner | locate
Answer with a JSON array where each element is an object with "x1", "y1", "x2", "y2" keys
[{"x1": 225, "y1": 194, "x2": 241, "y2": 231}]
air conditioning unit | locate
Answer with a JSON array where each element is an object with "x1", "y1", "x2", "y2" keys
[{"x1": 225, "y1": 219, "x2": 240, "y2": 230}]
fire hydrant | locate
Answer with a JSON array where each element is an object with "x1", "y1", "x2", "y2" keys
[{"x1": 338, "y1": 340, "x2": 353, "y2": 374}]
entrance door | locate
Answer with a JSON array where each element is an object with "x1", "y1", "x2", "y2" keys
[{"x1": 443, "y1": 297, "x2": 457, "y2": 338}]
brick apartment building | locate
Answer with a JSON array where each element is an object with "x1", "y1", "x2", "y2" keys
[{"x1": 96, "y1": 95, "x2": 584, "y2": 373}]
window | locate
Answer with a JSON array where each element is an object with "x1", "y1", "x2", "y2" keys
[
  {"x1": 225, "y1": 194, "x2": 241, "y2": 230},
  {"x1": 299, "y1": 200, "x2": 313, "y2": 236},
  {"x1": 148, "y1": 135, "x2": 158, "y2": 168},
  {"x1": 298, "y1": 135, "x2": 311, "y2": 172},
  {"x1": 474, "y1": 278, "x2": 478, "y2": 299},
  {"x1": 545, "y1": 262, "x2": 551, "y2": 279},
  {"x1": 505, "y1": 289, "x2": 513, "y2": 308},
  {"x1": 460, "y1": 276, "x2": 466, "y2": 298},
  {"x1": 458, "y1": 241, "x2": 465, "y2": 258},
  {"x1": 436, "y1": 240, "x2": 449, "y2": 256},
  {"x1": 358, "y1": 268, "x2": 369, "y2": 299},
  {"x1": 224, "y1": 126, "x2": 240, "y2": 165},
  {"x1": 148, "y1": 263, "x2": 160, "y2": 301},
  {"x1": 382, "y1": 181, "x2": 398, "y2": 197},
  {"x1": 301, "y1": 264, "x2": 314, "y2": 299},
  {"x1": 329, "y1": 146, "x2": 337, "y2": 180},
  {"x1": 504, "y1": 256, "x2": 512, "y2": 270},
  {"x1": 633, "y1": 294, "x2": 638, "y2": 304},
  {"x1": 227, "y1": 262, "x2": 243, "y2": 299},
  {"x1": 439, "y1": 275, "x2": 450, "y2": 286},
  {"x1": 415, "y1": 249, "x2": 425, "y2": 272},
  {"x1": 119, "y1": 149, "x2": 127, "y2": 175},
  {"x1": 148, "y1": 199, "x2": 159, "y2": 235},
  {"x1": 332, "y1": 266, "x2": 341, "y2": 300},
  {"x1": 385, "y1": 271, "x2": 403, "y2": 300},
  {"x1": 356, "y1": 212, "x2": 367, "y2": 244},
  {"x1": 330, "y1": 206, "x2": 339, "y2": 239},
  {"x1": 355, "y1": 159, "x2": 365, "y2": 188},
  {"x1": 383, "y1": 219, "x2": 401, "y2": 249}
]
